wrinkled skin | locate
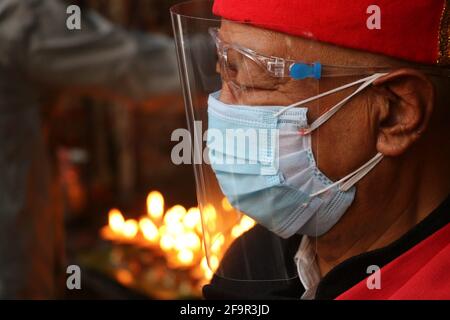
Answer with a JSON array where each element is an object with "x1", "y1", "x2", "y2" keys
[{"x1": 218, "y1": 20, "x2": 450, "y2": 275}]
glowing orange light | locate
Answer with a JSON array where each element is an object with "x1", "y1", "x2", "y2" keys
[
  {"x1": 231, "y1": 225, "x2": 244, "y2": 238},
  {"x1": 183, "y1": 207, "x2": 201, "y2": 230},
  {"x1": 146, "y1": 191, "x2": 164, "y2": 220},
  {"x1": 209, "y1": 255, "x2": 219, "y2": 271},
  {"x1": 201, "y1": 257, "x2": 214, "y2": 280},
  {"x1": 204, "y1": 269, "x2": 213, "y2": 280},
  {"x1": 139, "y1": 217, "x2": 159, "y2": 242},
  {"x1": 164, "y1": 205, "x2": 186, "y2": 225},
  {"x1": 122, "y1": 219, "x2": 138, "y2": 238},
  {"x1": 221, "y1": 197, "x2": 233, "y2": 211},
  {"x1": 102, "y1": 190, "x2": 236, "y2": 284},
  {"x1": 116, "y1": 269, "x2": 133, "y2": 285},
  {"x1": 239, "y1": 215, "x2": 256, "y2": 231},
  {"x1": 177, "y1": 249, "x2": 194, "y2": 266},
  {"x1": 203, "y1": 204, "x2": 217, "y2": 231},
  {"x1": 108, "y1": 208, "x2": 125, "y2": 234},
  {"x1": 211, "y1": 233, "x2": 225, "y2": 253},
  {"x1": 166, "y1": 221, "x2": 184, "y2": 235},
  {"x1": 160, "y1": 234, "x2": 175, "y2": 251},
  {"x1": 174, "y1": 232, "x2": 201, "y2": 252}
]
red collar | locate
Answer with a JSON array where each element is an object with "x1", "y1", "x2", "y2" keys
[{"x1": 337, "y1": 222, "x2": 450, "y2": 300}]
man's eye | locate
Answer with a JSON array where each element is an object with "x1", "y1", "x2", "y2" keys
[{"x1": 217, "y1": 62, "x2": 237, "y2": 79}]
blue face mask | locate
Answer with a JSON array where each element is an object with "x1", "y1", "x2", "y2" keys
[{"x1": 207, "y1": 74, "x2": 385, "y2": 238}]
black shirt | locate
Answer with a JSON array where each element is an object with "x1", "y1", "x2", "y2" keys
[{"x1": 203, "y1": 196, "x2": 450, "y2": 300}]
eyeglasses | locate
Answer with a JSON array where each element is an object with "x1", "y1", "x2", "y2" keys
[{"x1": 209, "y1": 27, "x2": 450, "y2": 81}]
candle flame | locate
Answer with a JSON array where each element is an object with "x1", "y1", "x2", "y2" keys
[
  {"x1": 211, "y1": 233, "x2": 225, "y2": 253},
  {"x1": 174, "y1": 232, "x2": 200, "y2": 252},
  {"x1": 122, "y1": 219, "x2": 138, "y2": 238},
  {"x1": 146, "y1": 191, "x2": 164, "y2": 220},
  {"x1": 177, "y1": 249, "x2": 194, "y2": 266},
  {"x1": 139, "y1": 217, "x2": 159, "y2": 243},
  {"x1": 239, "y1": 215, "x2": 256, "y2": 231},
  {"x1": 209, "y1": 255, "x2": 219, "y2": 270},
  {"x1": 101, "y1": 190, "x2": 257, "y2": 285},
  {"x1": 108, "y1": 208, "x2": 125, "y2": 234},
  {"x1": 160, "y1": 234, "x2": 175, "y2": 251},
  {"x1": 183, "y1": 207, "x2": 201, "y2": 230},
  {"x1": 203, "y1": 204, "x2": 217, "y2": 231},
  {"x1": 164, "y1": 205, "x2": 186, "y2": 225}
]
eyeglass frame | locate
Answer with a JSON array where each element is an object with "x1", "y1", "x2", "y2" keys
[{"x1": 208, "y1": 27, "x2": 450, "y2": 80}]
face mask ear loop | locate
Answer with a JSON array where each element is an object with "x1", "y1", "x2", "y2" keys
[
  {"x1": 338, "y1": 152, "x2": 384, "y2": 192},
  {"x1": 273, "y1": 73, "x2": 386, "y2": 118},
  {"x1": 309, "y1": 152, "x2": 384, "y2": 197},
  {"x1": 300, "y1": 73, "x2": 386, "y2": 135}
]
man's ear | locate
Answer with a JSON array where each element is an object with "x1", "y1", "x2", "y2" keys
[{"x1": 372, "y1": 69, "x2": 434, "y2": 156}]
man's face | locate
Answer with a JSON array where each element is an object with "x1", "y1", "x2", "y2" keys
[{"x1": 217, "y1": 20, "x2": 386, "y2": 181}]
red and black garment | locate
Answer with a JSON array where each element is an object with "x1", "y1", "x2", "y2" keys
[
  {"x1": 336, "y1": 211, "x2": 449, "y2": 300},
  {"x1": 203, "y1": 196, "x2": 450, "y2": 300}
]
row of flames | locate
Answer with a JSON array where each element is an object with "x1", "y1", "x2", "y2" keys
[{"x1": 100, "y1": 191, "x2": 255, "y2": 282}]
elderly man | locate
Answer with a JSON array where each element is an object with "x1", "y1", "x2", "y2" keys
[{"x1": 172, "y1": 0, "x2": 449, "y2": 300}]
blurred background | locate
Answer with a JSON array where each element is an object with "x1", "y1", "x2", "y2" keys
[
  {"x1": 48, "y1": 0, "x2": 204, "y2": 299},
  {"x1": 1, "y1": 0, "x2": 214, "y2": 299}
]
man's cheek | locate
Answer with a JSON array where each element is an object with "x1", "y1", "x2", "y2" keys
[{"x1": 310, "y1": 120, "x2": 361, "y2": 181}]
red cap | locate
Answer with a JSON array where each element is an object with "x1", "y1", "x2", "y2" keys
[{"x1": 213, "y1": 0, "x2": 450, "y2": 66}]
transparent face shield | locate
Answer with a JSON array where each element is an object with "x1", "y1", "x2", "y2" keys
[
  {"x1": 171, "y1": 0, "x2": 448, "y2": 284},
  {"x1": 172, "y1": 0, "x2": 323, "y2": 282}
]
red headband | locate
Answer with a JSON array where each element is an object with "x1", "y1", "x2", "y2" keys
[{"x1": 213, "y1": 0, "x2": 450, "y2": 66}]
